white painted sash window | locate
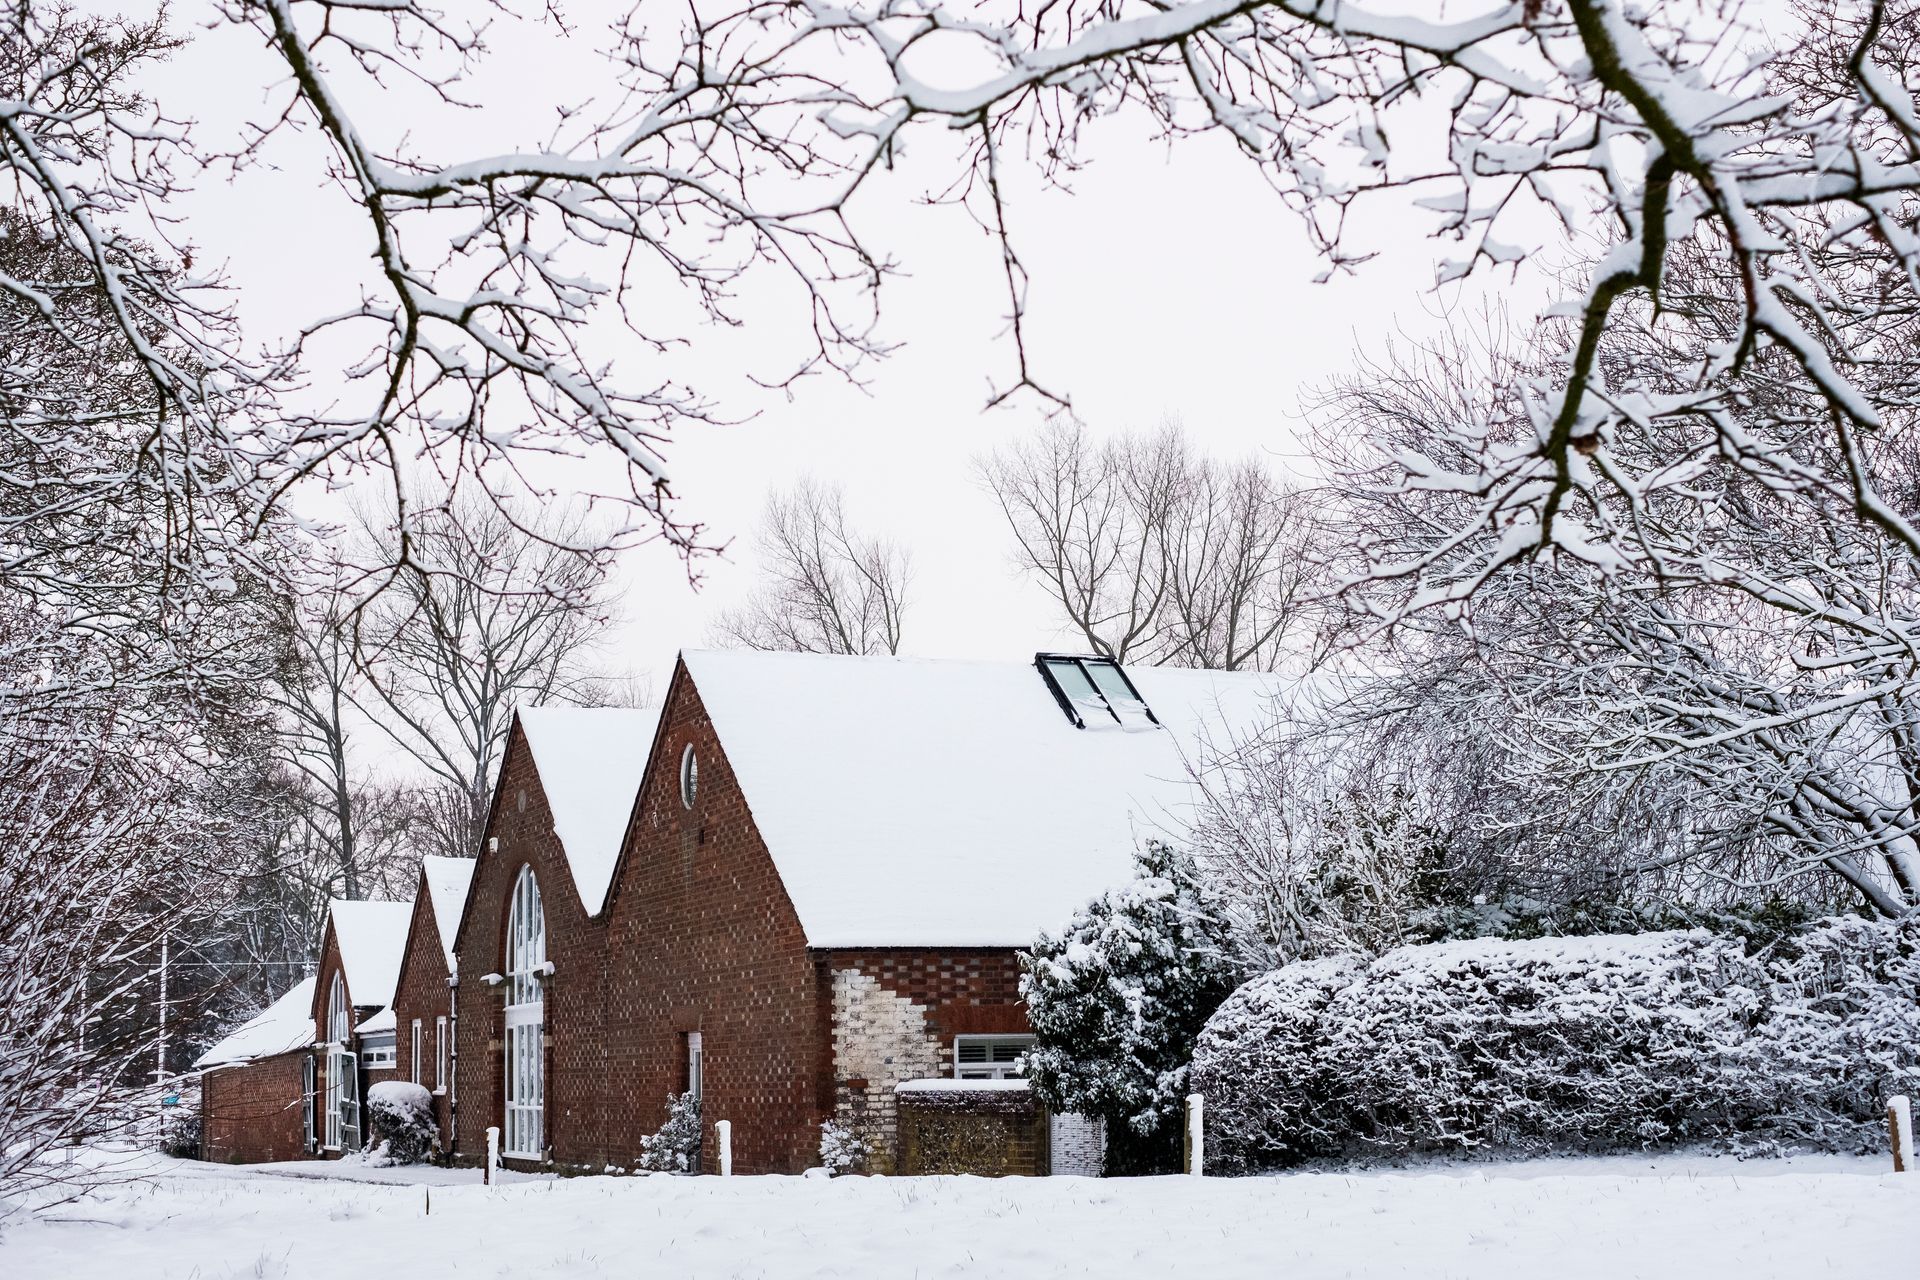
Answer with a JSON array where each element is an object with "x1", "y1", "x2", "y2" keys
[
  {"x1": 502, "y1": 866, "x2": 547, "y2": 1159},
  {"x1": 954, "y1": 1034, "x2": 1034, "y2": 1080}
]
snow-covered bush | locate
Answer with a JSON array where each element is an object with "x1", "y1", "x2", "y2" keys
[
  {"x1": 1754, "y1": 913, "x2": 1920, "y2": 1150},
  {"x1": 1021, "y1": 840, "x2": 1246, "y2": 1173},
  {"x1": 1188, "y1": 956, "x2": 1363, "y2": 1173},
  {"x1": 1334, "y1": 932, "x2": 1768, "y2": 1153},
  {"x1": 817, "y1": 1119, "x2": 866, "y2": 1175},
  {"x1": 366, "y1": 1082, "x2": 436, "y2": 1165},
  {"x1": 1195, "y1": 930, "x2": 1777, "y2": 1167},
  {"x1": 638, "y1": 1091, "x2": 702, "y2": 1173},
  {"x1": 159, "y1": 1107, "x2": 202, "y2": 1160}
]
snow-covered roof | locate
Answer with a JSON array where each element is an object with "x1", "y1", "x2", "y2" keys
[
  {"x1": 193, "y1": 977, "x2": 317, "y2": 1070},
  {"x1": 357, "y1": 1006, "x2": 396, "y2": 1034},
  {"x1": 679, "y1": 650, "x2": 1287, "y2": 948},
  {"x1": 516, "y1": 705, "x2": 662, "y2": 916},
  {"x1": 328, "y1": 899, "x2": 414, "y2": 1009},
  {"x1": 421, "y1": 856, "x2": 476, "y2": 972}
]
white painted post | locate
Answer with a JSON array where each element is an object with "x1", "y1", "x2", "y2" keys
[
  {"x1": 1889, "y1": 1096, "x2": 1914, "y2": 1173},
  {"x1": 1185, "y1": 1094, "x2": 1205, "y2": 1177},
  {"x1": 716, "y1": 1120, "x2": 733, "y2": 1177},
  {"x1": 485, "y1": 1126, "x2": 500, "y2": 1186}
]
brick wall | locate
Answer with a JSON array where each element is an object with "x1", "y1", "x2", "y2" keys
[
  {"x1": 599, "y1": 664, "x2": 825, "y2": 1175},
  {"x1": 391, "y1": 875, "x2": 457, "y2": 1152},
  {"x1": 816, "y1": 949, "x2": 1029, "y2": 1172},
  {"x1": 896, "y1": 1082, "x2": 1048, "y2": 1176},
  {"x1": 200, "y1": 1051, "x2": 310, "y2": 1164},
  {"x1": 452, "y1": 719, "x2": 611, "y2": 1169}
]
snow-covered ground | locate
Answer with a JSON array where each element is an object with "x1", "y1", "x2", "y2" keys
[{"x1": 4, "y1": 1152, "x2": 1913, "y2": 1279}]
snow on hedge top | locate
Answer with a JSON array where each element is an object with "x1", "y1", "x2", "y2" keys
[
  {"x1": 680, "y1": 650, "x2": 1285, "y2": 947},
  {"x1": 422, "y1": 855, "x2": 476, "y2": 971},
  {"x1": 193, "y1": 977, "x2": 317, "y2": 1069},
  {"x1": 516, "y1": 705, "x2": 662, "y2": 916},
  {"x1": 895, "y1": 1078, "x2": 1032, "y2": 1093},
  {"x1": 329, "y1": 899, "x2": 414, "y2": 1008}
]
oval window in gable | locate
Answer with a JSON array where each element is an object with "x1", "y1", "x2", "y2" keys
[{"x1": 679, "y1": 743, "x2": 699, "y2": 810}]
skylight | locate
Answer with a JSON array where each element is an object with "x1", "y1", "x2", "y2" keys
[{"x1": 1034, "y1": 654, "x2": 1160, "y2": 730}]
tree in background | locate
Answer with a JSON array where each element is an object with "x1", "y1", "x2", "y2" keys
[
  {"x1": 712, "y1": 479, "x2": 910, "y2": 656},
  {"x1": 0, "y1": 161, "x2": 284, "y2": 1205},
  {"x1": 1020, "y1": 840, "x2": 1246, "y2": 1174},
  {"x1": 354, "y1": 495, "x2": 617, "y2": 863},
  {"x1": 979, "y1": 422, "x2": 1314, "y2": 670},
  {"x1": 1308, "y1": 212, "x2": 1920, "y2": 920}
]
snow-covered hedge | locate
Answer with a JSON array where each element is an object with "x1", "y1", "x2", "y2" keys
[
  {"x1": 1756, "y1": 914, "x2": 1920, "y2": 1146},
  {"x1": 1193, "y1": 920, "x2": 1920, "y2": 1170},
  {"x1": 366, "y1": 1081, "x2": 436, "y2": 1165},
  {"x1": 1186, "y1": 956, "x2": 1363, "y2": 1171}
]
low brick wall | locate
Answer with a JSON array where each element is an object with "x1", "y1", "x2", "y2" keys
[
  {"x1": 895, "y1": 1081, "x2": 1047, "y2": 1176},
  {"x1": 200, "y1": 1050, "x2": 311, "y2": 1164}
]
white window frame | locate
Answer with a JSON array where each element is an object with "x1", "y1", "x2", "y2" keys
[
  {"x1": 679, "y1": 743, "x2": 699, "y2": 809},
  {"x1": 953, "y1": 1034, "x2": 1034, "y2": 1080},
  {"x1": 502, "y1": 866, "x2": 547, "y2": 1159},
  {"x1": 324, "y1": 974, "x2": 352, "y2": 1150},
  {"x1": 410, "y1": 1019, "x2": 423, "y2": 1085},
  {"x1": 302, "y1": 1053, "x2": 318, "y2": 1153},
  {"x1": 435, "y1": 1015, "x2": 448, "y2": 1094},
  {"x1": 361, "y1": 1031, "x2": 397, "y2": 1069}
]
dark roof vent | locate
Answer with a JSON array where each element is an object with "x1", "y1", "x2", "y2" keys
[{"x1": 1034, "y1": 653, "x2": 1160, "y2": 730}]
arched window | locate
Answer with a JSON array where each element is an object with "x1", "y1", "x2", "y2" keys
[
  {"x1": 503, "y1": 865, "x2": 546, "y2": 1159},
  {"x1": 327, "y1": 973, "x2": 350, "y2": 1044},
  {"x1": 324, "y1": 972, "x2": 359, "y2": 1150}
]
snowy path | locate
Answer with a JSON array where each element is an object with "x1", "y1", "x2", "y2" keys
[{"x1": 4, "y1": 1154, "x2": 1913, "y2": 1279}]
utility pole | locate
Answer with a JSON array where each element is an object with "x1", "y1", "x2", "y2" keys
[{"x1": 155, "y1": 932, "x2": 169, "y2": 1141}]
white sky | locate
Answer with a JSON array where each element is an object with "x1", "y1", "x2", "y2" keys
[{"x1": 144, "y1": 1, "x2": 1551, "y2": 697}]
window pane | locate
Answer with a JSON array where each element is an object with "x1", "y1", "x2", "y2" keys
[
  {"x1": 1084, "y1": 661, "x2": 1153, "y2": 726},
  {"x1": 1043, "y1": 659, "x2": 1113, "y2": 724}
]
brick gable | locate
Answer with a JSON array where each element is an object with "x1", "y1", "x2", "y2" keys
[
  {"x1": 452, "y1": 719, "x2": 611, "y2": 1168},
  {"x1": 391, "y1": 871, "x2": 457, "y2": 1148},
  {"x1": 598, "y1": 659, "x2": 824, "y2": 1174}
]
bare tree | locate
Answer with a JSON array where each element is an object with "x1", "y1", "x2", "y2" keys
[
  {"x1": 1311, "y1": 210, "x2": 1920, "y2": 918},
  {"x1": 355, "y1": 495, "x2": 615, "y2": 861},
  {"x1": 712, "y1": 479, "x2": 910, "y2": 655},
  {"x1": 979, "y1": 422, "x2": 1171, "y2": 662},
  {"x1": 980, "y1": 422, "x2": 1313, "y2": 668}
]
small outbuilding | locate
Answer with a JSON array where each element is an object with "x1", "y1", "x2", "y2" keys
[{"x1": 194, "y1": 977, "x2": 319, "y2": 1164}]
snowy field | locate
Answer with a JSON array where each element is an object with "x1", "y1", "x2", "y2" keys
[{"x1": 4, "y1": 1152, "x2": 1915, "y2": 1279}]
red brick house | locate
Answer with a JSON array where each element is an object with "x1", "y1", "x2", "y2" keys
[
  {"x1": 391, "y1": 856, "x2": 477, "y2": 1151},
  {"x1": 195, "y1": 898, "x2": 414, "y2": 1162},
  {"x1": 452, "y1": 650, "x2": 1277, "y2": 1176},
  {"x1": 448, "y1": 705, "x2": 662, "y2": 1170},
  {"x1": 310, "y1": 899, "x2": 413, "y2": 1156}
]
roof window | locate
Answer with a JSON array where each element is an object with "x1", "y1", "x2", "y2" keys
[{"x1": 1035, "y1": 654, "x2": 1159, "y2": 730}]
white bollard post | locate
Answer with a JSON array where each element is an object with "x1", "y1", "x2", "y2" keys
[
  {"x1": 485, "y1": 1126, "x2": 500, "y2": 1186},
  {"x1": 1186, "y1": 1094, "x2": 1205, "y2": 1177},
  {"x1": 716, "y1": 1120, "x2": 733, "y2": 1177},
  {"x1": 1890, "y1": 1096, "x2": 1914, "y2": 1173}
]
